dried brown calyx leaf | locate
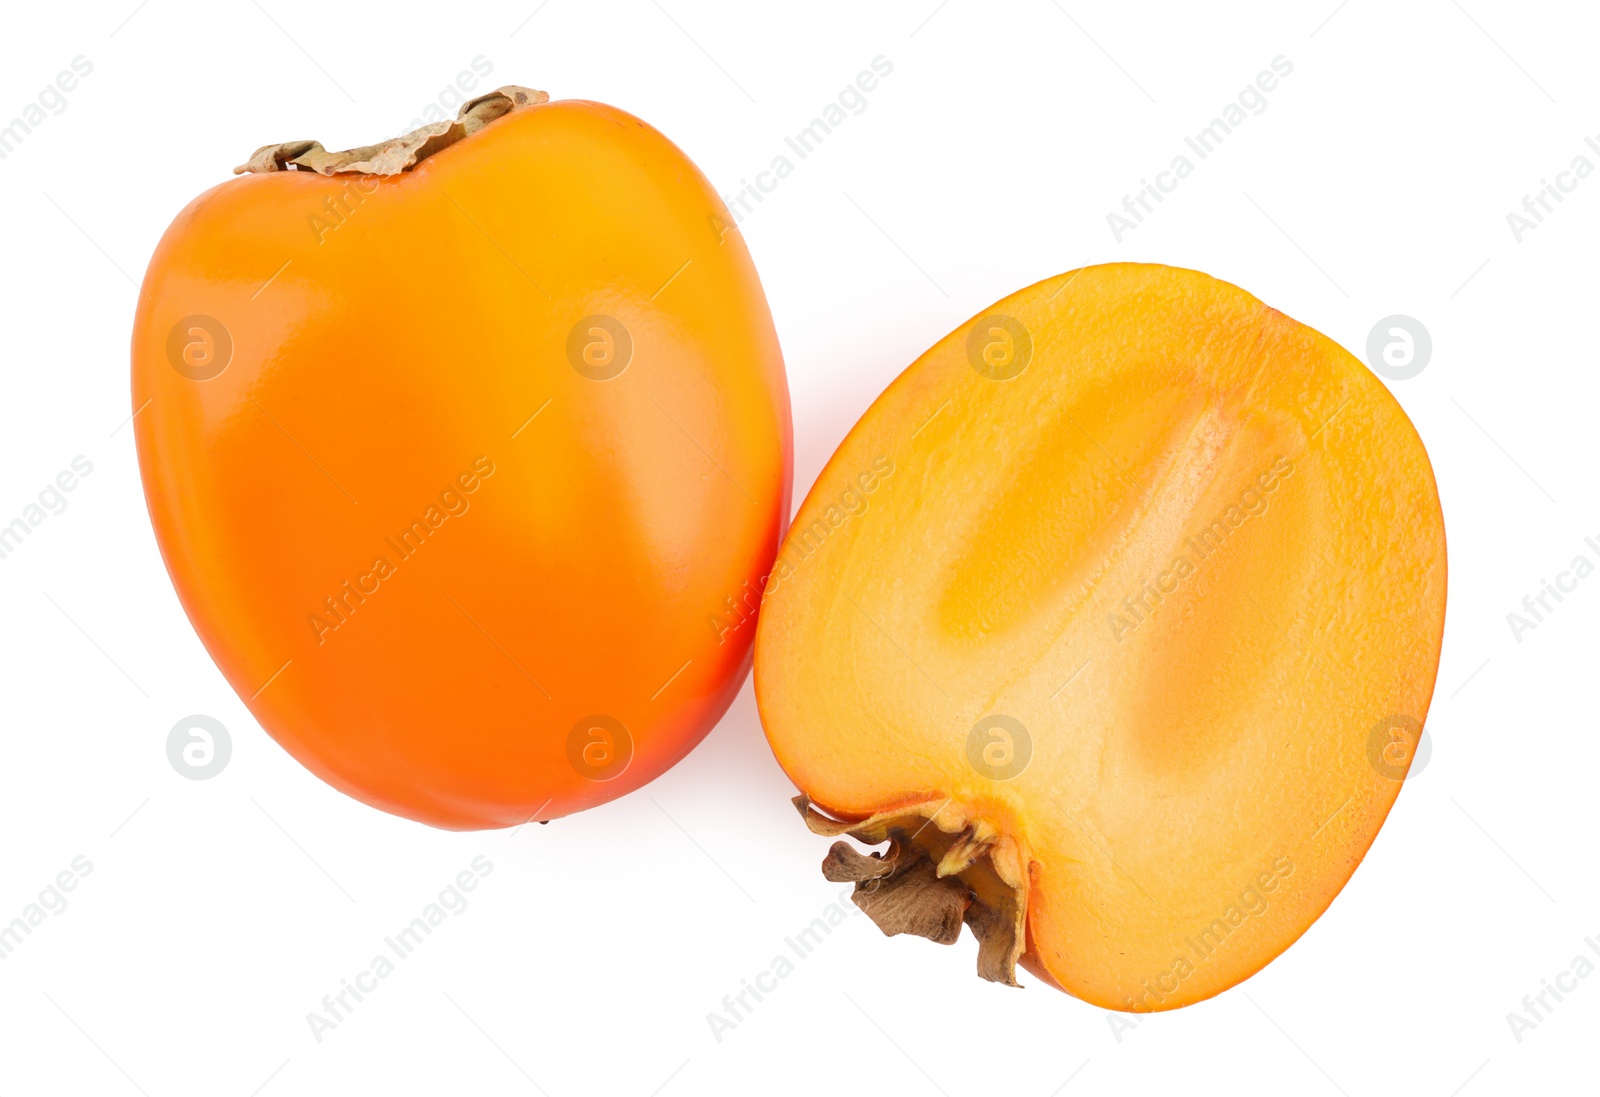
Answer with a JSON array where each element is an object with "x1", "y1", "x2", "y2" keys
[
  {"x1": 234, "y1": 86, "x2": 549, "y2": 177},
  {"x1": 794, "y1": 794, "x2": 1030, "y2": 986}
]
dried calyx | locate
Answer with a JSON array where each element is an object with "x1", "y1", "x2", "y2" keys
[
  {"x1": 234, "y1": 86, "x2": 548, "y2": 177},
  {"x1": 794, "y1": 795, "x2": 1030, "y2": 986}
]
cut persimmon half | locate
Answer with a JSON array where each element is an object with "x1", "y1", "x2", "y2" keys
[{"x1": 753, "y1": 263, "x2": 1445, "y2": 1010}]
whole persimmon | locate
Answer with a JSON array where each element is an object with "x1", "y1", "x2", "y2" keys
[
  {"x1": 134, "y1": 87, "x2": 791, "y2": 829},
  {"x1": 754, "y1": 263, "x2": 1444, "y2": 1010}
]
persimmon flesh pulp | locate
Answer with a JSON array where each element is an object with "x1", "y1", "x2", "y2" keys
[
  {"x1": 754, "y1": 263, "x2": 1444, "y2": 1010},
  {"x1": 134, "y1": 88, "x2": 791, "y2": 829}
]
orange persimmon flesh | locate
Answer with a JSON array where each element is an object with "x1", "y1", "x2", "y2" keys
[
  {"x1": 134, "y1": 90, "x2": 791, "y2": 829},
  {"x1": 754, "y1": 263, "x2": 1444, "y2": 1010}
]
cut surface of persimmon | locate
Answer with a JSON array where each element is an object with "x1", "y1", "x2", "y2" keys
[
  {"x1": 754, "y1": 263, "x2": 1444, "y2": 1010},
  {"x1": 134, "y1": 87, "x2": 790, "y2": 829}
]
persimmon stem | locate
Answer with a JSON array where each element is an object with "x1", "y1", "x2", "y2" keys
[
  {"x1": 794, "y1": 794, "x2": 1030, "y2": 986},
  {"x1": 234, "y1": 86, "x2": 548, "y2": 177}
]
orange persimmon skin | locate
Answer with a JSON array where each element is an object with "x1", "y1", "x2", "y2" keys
[
  {"x1": 756, "y1": 264, "x2": 1444, "y2": 1010},
  {"x1": 134, "y1": 100, "x2": 791, "y2": 829}
]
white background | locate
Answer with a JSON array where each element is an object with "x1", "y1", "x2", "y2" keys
[{"x1": 1, "y1": 1, "x2": 1595, "y2": 1094}]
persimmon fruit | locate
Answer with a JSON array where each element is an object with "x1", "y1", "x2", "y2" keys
[
  {"x1": 133, "y1": 87, "x2": 791, "y2": 829},
  {"x1": 754, "y1": 263, "x2": 1445, "y2": 1010}
]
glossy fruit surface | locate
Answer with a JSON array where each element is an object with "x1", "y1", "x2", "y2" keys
[
  {"x1": 755, "y1": 263, "x2": 1444, "y2": 1009},
  {"x1": 134, "y1": 94, "x2": 791, "y2": 829}
]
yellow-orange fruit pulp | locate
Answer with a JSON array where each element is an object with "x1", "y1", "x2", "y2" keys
[{"x1": 754, "y1": 263, "x2": 1445, "y2": 1010}]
